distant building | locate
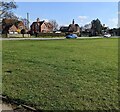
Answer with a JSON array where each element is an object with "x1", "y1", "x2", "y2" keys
[
  {"x1": 68, "y1": 19, "x2": 80, "y2": 33},
  {"x1": 59, "y1": 26, "x2": 68, "y2": 33},
  {"x1": 109, "y1": 28, "x2": 120, "y2": 36},
  {"x1": 30, "y1": 18, "x2": 53, "y2": 34},
  {"x1": 60, "y1": 19, "x2": 80, "y2": 33}
]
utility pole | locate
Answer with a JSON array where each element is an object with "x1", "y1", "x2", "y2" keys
[
  {"x1": 27, "y1": 12, "x2": 29, "y2": 30},
  {"x1": 27, "y1": 13, "x2": 30, "y2": 37}
]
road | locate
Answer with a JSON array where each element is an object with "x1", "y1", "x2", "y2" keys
[{"x1": 0, "y1": 37, "x2": 104, "y2": 41}]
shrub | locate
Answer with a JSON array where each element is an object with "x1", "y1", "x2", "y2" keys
[{"x1": 37, "y1": 33, "x2": 65, "y2": 37}]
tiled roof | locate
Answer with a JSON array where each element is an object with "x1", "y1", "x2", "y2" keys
[{"x1": 32, "y1": 21, "x2": 44, "y2": 26}]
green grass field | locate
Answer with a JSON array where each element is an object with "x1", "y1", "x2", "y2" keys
[{"x1": 2, "y1": 38, "x2": 119, "y2": 111}]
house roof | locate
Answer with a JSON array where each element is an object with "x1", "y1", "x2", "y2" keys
[
  {"x1": 2, "y1": 19, "x2": 17, "y2": 25},
  {"x1": 44, "y1": 22, "x2": 53, "y2": 28},
  {"x1": 30, "y1": 21, "x2": 53, "y2": 31},
  {"x1": 32, "y1": 21, "x2": 45, "y2": 26},
  {"x1": 60, "y1": 26, "x2": 68, "y2": 32},
  {"x1": 68, "y1": 24, "x2": 80, "y2": 32},
  {"x1": 2, "y1": 18, "x2": 25, "y2": 28}
]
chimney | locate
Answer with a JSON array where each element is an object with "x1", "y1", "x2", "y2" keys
[
  {"x1": 37, "y1": 18, "x2": 40, "y2": 22},
  {"x1": 72, "y1": 19, "x2": 75, "y2": 24}
]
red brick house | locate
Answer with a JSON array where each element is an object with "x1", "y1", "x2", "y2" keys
[
  {"x1": 17, "y1": 21, "x2": 26, "y2": 30},
  {"x1": 9, "y1": 25, "x2": 18, "y2": 33},
  {"x1": 68, "y1": 19, "x2": 80, "y2": 33},
  {"x1": 60, "y1": 19, "x2": 80, "y2": 33},
  {"x1": 2, "y1": 18, "x2": 26, "y2": 34},
  {"x1": 41, "y1": 22, "x2": 53, "y2": 33},
  {"x1": 30, "y1": 18, "x2": 53, "y2": 34}
]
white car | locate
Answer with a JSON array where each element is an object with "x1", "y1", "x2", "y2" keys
[
  {"x1": 104, "y1": 34, "x2": 111, "y2": 38},
  {"x1": 55, "y1": 31, "x2": 61, "y2": 33}
]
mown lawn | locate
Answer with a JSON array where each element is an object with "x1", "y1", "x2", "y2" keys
[{"x1": 2, "y1": 38, "x2": 119, "y2": 111}]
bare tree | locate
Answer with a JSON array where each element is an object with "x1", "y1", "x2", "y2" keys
[
  {"x1": 0, "y1": 1, "x2": 17, "y2": 19},
  {"x1": 49, "y1": 20, "x2": 58, "y2": 31},
  {"x1": 19, "y1": 18, "x2": 30, "y2": 30}
]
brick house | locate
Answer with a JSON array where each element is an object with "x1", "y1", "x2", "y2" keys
[
  {"x1": 60, "y1": 19, "x2": 80, "y2": 33},
  {"x1": 17, "y1": 21, "x2": 25, "y2": 30},
  {"x1": 9, "y1": 25, "x2": 18, "y2": 33},
  {"x1": 2, "y1": 18, "x2": 26, "y2": 34},
  {"x1": 41, "y1": 22, "x2": 53, "y2": 33},
  {"x1": 30, "y1": 18, "x2": 53, "y2": 34},
  {"x1": 68, "y1": 19, "x2": 80, "y2": 33}
]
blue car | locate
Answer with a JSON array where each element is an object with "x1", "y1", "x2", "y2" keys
[{"x1": 66, "y1": 34, "x2": 78, "y2": 39}]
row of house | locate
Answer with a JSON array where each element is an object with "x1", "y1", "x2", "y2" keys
[
  {"x1": 1, "y1": 18, "x2": 81, "y2": 35},
  {"x1": 30, "y1": 18, "x2": 80, "y2": 35},
  {"x1": 1, "y1": 18, "x2": 120, "y2": 36},
  {"x1": 1, "y1": 18, "x2": 55, "y2": 34}
]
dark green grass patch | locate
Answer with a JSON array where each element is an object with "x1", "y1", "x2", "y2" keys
[{"x1": 2, "y1": 38, "x2": 119, "y2": 111}]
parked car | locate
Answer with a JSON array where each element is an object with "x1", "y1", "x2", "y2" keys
[
  {"x1": 104, "y1": 34, "x2": 111, "y2": 38},
  {"x1": 55, "y1": 31, "x2": 61, "y2": 33},
  {"x1": 66, "y1": 34, "x2": 78, "y2": 39}
]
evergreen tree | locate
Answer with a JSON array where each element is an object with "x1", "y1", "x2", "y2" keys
[{"x1": 91, "y1": 18, "x2": 102, "y2": 36}]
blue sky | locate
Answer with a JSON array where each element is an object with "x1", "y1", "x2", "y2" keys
[{"x1": 13, "y1": 2, "x2": 118, "y2": 28}]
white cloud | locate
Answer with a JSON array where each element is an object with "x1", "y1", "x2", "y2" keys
[
  {"x1": 77, "y1": 16, "x2": 90, "y2": 26},
  {"x1": 78, "y1": 16, "x2": 88, "y2": 22}
]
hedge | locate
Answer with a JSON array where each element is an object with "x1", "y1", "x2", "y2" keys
[{"x1": 36, "y1": 33, "x2": 65, "y2": 37}]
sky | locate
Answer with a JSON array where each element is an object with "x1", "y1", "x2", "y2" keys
[{"x1": 13, "y1": 2, "x2": 118, "y2": 28}]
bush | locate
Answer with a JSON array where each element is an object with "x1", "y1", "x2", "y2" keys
[
  {"x1": 21, "y1": 29, "x2": 26, "y2": 37},
  {"x1": 37, "y1": 33, "x2": 65, "y2": 37},
  {"x1": 21, "y1": 29, "x2": 26, "y2": 34}
]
